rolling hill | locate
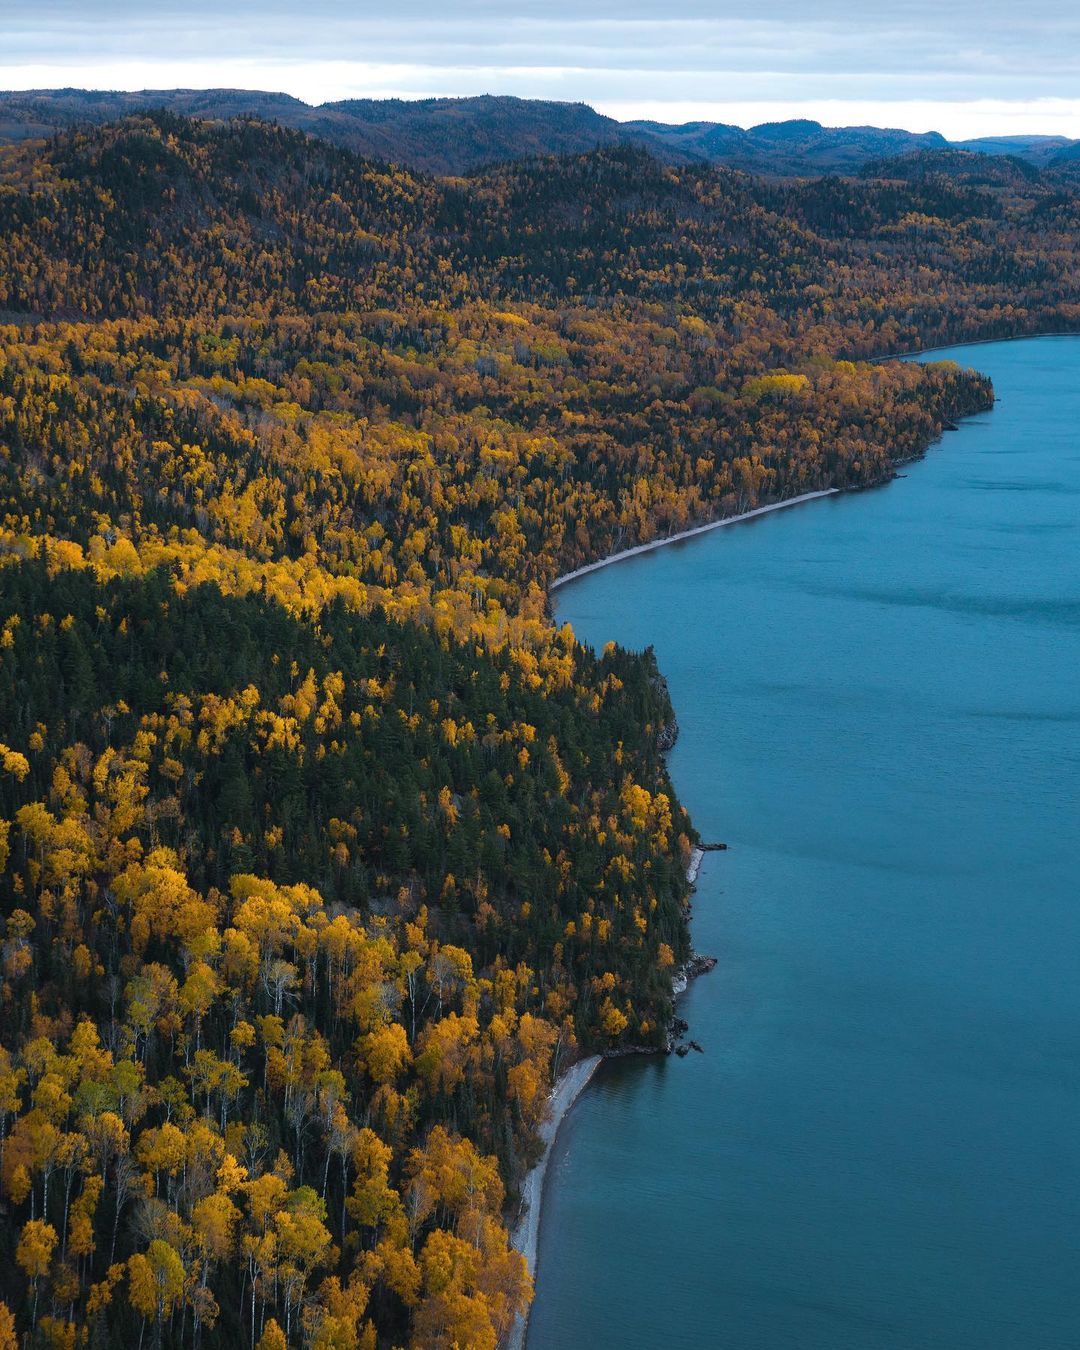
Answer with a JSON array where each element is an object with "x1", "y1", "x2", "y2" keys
[{"x1": 1, "y1": 87, "x2": 1074, "y2": 177}]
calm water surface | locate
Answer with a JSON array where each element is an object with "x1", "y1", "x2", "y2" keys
[{"x1": 534, "y1": 337, "x2": 1080, "y2": 1350}]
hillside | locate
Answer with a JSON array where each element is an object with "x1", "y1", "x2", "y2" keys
[
  {"x1": 0, "y1": 113, "x2": 1078, "y2": 1347},
  {"x1": 0, "y1": 90, "x2": 635, "y2": 174},
  {"x1": 954, "y1": 134, "x2": 1076, "y2": 167},
  {"x1": 625, "y1": 116, "x2": 950, "y2": 175},
  {"x1": 1, "y1": 88, "x2": 1075, "y2": 176}
]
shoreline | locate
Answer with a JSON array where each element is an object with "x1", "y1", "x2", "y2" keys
[
  {"x1": 549, "y1": 489, "x2": 839, "y2": 591},
  {"x1": 518, "y1": 338, "x2": 1041, "y2": 1344},
  {"x1": 550, "y1": 330, "x2": 1063, "y2": 597},
  {"x1": 527, "y1": 480, "x2": 885, "y2": 1347},
  {"x1": 522, "y1": 422, "x2": 959, "y2": 1342},
  {"x1": 868, "y1": 328, "x2": 1080, "y2": 364},
  {"x1": 507, "y1": 1053, "x2": 604, "y2": 1350},
  {"x1": 505, "y1": 848, "x2": 715, "y2": 1348}
]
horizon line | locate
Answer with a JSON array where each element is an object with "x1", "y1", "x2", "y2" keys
[{"x1": 2, "y1": 85, "x2": 1080, "y2": 142}]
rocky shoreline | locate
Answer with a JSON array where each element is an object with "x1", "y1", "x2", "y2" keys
[
  {"x1": 671, "y1": 949, "x2": 719, "y2": 998},
  {"x1": 670, "y1": 846, "x2": 720, "y2": 1042},
  {"x1": 602, "y1": 845, "x2": 720, "y2": 1059}
]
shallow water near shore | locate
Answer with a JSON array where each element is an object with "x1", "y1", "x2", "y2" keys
[{"x1": 534, "y1": 337, "x2": 1080, "y2": 1350}]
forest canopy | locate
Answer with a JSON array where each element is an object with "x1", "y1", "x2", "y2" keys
[{"x1": 0, "y1": 112, "x2": 1076, "y2": 1348}]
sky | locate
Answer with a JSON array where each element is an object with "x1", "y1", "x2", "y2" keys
[{"x1": 6, "y1": 0, "x2": 1080, "y2": 140}]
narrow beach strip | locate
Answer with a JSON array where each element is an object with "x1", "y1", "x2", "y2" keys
[
  {"x1": 507, "y1": 846, "x2": 713, "y2": 1346},
  {"x1": 507, "y1": 1054, "x2": 604, "y2": 1350},
  {"x1": 549, "y1": 489, "x2": 839, "y2": 591}
]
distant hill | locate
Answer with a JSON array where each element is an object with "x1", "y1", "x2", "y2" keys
[
  {"x1": 954, "y1": 134, "x2": 1076, "y2": 168},
  {"x1": 312, "y1": 96, "x2": 637, "y2": 173},
  {"x1": 0, "y1": 90, "x2": 639, "y2": 172},
  {"x1": 0, "y1": 88, "x2": 1076, "y2": 178},
  {"x1": 628, "y1": 117, "x2": 951, "y2": 175},
  {"x1": 0, "y1": 87, "x2": 313, "y2": 142}
]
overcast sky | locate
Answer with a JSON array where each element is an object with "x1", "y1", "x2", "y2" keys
[{"x1": 6, "y1": 0, "x2": 1080, "y2": 139}]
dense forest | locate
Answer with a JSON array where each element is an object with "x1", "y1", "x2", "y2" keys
[{"x1": 0, "y1": 112, "x2": 1077, "y2": 1348}]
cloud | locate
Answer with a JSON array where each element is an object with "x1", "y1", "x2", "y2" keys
[{"x1": 6, "y1": 2, "x2": 1080, "y2": 137}]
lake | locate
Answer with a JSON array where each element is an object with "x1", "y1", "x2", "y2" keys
[{"x1": 533, "y1": 337, "x2": 1080, "y2": 1350}]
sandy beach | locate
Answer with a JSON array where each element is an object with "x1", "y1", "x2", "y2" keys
[
  {"x1": 550, "y1": 489, "x2": 840, "y2": 591},
  {"x1": 507, "y1": 1054, "x2": 604, "y2": 1350}
]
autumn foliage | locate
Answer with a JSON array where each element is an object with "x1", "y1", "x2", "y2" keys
[{"x1": 0, "y1": 110, "x2": 1073, "y2": 1346}]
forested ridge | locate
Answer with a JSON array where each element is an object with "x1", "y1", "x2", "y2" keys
[
  {"x1": 0, "y1": 112, "x2": 1077, "y2": 1349},
  {"x1": 2, "y1": 90, "x2": 1074, "y2": 175}
]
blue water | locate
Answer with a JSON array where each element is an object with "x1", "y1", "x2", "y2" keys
[{"x1": 533, "y1": 337, "x2": 1080, "y2": 1350}]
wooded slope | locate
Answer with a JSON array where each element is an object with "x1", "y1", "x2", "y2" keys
[{"x1": 0, "y1": 114, "x2": 1076, "y2": 1349}]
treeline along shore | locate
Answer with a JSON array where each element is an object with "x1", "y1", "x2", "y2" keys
[{"x1": 0, "y1": 109, "x2": 1074, "y2": 1347}]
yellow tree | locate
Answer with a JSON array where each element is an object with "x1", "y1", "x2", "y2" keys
[
  {"x1": 127, "y1": 1239, "x2": 186, "y2": 1344},
  {"x1": 0, "y1": 1301, "x2": 15, "y2": 1350},
  {"x1": 273, "y1": 1187, "x2": 335, "y2": 1342},
  {"x1": 17, "y1": 1218, "x2": 58, "y2": 1329}
]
